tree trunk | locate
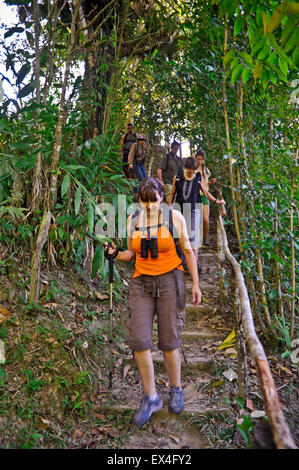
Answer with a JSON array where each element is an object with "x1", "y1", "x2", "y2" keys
[
  {"x1": 289, "y1": 146, "x2": 297, "y2": 341},
  {"x1": 29, "y1": 211, "x2": 52, "y2": 303},
  {"x1": 128, "y1": 57, "x2": 139, "y2": 123},
  {"x1": 48, "y1": 0, "x2": 81, "y2": 211},
  {"x1": 222, "y1": 15, "x2": 242, "y2": 250},
  {"x1": 269, "y1": 112, "x2": 284, "y2": 319},
  {"x1": 30, "y1": 0, "x2": 42, "y2": 212}
]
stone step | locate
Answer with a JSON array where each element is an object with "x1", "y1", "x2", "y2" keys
[
  {"x1": 94, "y1": 404, "x2": 230, "y2": 421},
  {"x1": 184, "y1": 303, "x2": 217, "y2": 321},
  {"x1": 124, "y1": 354, "x2": 219, "y2": 374},
  {"x1": 153, "y1": 328, "x2": 225, "y2": 344},
  {"x1": 186, "y1": 282, "x2": 219, "y2": 294},
  {"x1": 198, "y1": 250, "x2": 217, "y2": 260}
]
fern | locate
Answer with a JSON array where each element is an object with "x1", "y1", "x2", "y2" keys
[{"x1": 0, "y1": 202, "x2": 27, "y2": 220}]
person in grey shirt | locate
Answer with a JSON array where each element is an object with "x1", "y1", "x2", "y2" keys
[{"x1": 157, "y1": 141, "x2": 184, "y2": 203}]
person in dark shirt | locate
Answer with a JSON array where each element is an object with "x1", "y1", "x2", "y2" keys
[
  {"x1": 120, "y1": 123, "x2": 137, "y2": 178},
  {"x1": 157, "y1": 141, "x2": 184, "y2": 203},
  {"x1": 168, "y1": 157, "x2": 225, "y2": 265},
  {"x1": 128, "y1": 134, "x2": 148, "y2": 182}
]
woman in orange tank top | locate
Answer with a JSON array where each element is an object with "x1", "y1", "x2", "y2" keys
[{"x1": 105, "y1": 177, "x2": 201, "y2": 427}]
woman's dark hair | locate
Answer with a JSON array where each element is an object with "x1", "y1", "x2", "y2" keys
[
  {"x1": 184, "y1": 156, "x2": 199, "y2": 170},
  {"x1": 138, "y1": 177, "x2": 164, "y2": 202},
  {"x1": 195, "y1": 149, "x2": 206, "y2": 159},
  {"x1": 195, "y1": 149, "x2": 206, "y2": 177}
]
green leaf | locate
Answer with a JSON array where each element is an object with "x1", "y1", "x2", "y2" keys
[
  {"x1": 284, "y1": 28, "x2": 298, "y2": 54},
  {"x1": 239, "y1": 52, "x2": 254, "y2": 67},
  {"x1": 267, "y1": 6, "x2": 285, "y2": 33},
  {"x1": 58, "y1": 226, "x2": 64, "y2": 239},
  {"x1": 10, "y1": 142, "x2": 30, "y2": 151},
  {"x1": 284, "y1": 1, "x2": 299, "y2": 15},
  {"x1": 252, "y1": 38, "x2": 266, "y2": 57},
  {"x1": 242, "y1": 68, "x2": 251, "y2": 84},
  {"x1": 62, "y1": 165, "x2": 86, "y2": 171},
  {"x1": 223, "y1": 49, "x2": 236, "y2": 66},
  {"x1": 253, "y1": 62, "x2": 263, "y2": 80},
  {"x1": 269, "y1": 69, "x2": 277, "y2": 84},
  {"x1": 230, "y1": 56, "x2": 239, "y2": 70},
  {"x1": 278, "y1": 56, "x2": 288, "y2": 75},
  {"x1": 268, "y1": 33, "x2": 293, "y2": 67},
  {"x1": 25, "y1": 31, "x2": 34, "y2": 47},
  {"x1": 266, "y1": 52, "x2": 277, "y2": 65},
  {"x1": 61, "y1": 173, "x2": 71, "y2": 198},
  {"x1": 74, "y1": 187, "x2": 82, "y2": 215},
  {"x1": 234, "y1": 14, "x2": 242, "y2": 37},
  {"x1": 292, "y1": 47, "x2": 299, "y2": 67},
  {"x1": 231, "y1": 63, "x2": 243, "y2": 84},
  {"x1": 92, "y1": 244, "x2": 102, "y2": 279},
  {"x1": 4, "y1": 26, "x2": 24, "y2": 39},
  {"x1": 261, "y1": 69, "x2": 269, "y2": 89},
  {"x1": 16, "y1": 63, "x2": 31, "y2": 86},
  {"x1": 261, "y1": 10, "x2": 269, "y2": 35},
  {"x1": 257, "y1": 44, "x2": 270, "y2": 61},
  {"x1": 17, "y1": 82, "x2": 34, "y2": 99},
  {"x1": 281, "y1": 17, "x2": 296, "y2": 47},
  {"x1": 87, "y1": 201, "x2": 94, "y2": 234}
]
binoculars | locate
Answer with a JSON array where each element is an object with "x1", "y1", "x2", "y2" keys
[{"x1": 141, "y1": 237, "x2": 158, "y2": 258}]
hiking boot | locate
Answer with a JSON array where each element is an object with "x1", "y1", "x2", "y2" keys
[
  {"x1": 168, "y1": 386, "x2": 184, "y2": 413},
  {"x1": 132, "y1": 393, "x2": 162, "y2": 427}
]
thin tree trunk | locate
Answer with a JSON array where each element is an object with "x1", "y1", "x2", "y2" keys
[
  {"x1": 29, "y1": 211, "x2": 52, "y2": 303},
  {"x1": 237, "y1": 83, "x2": 275, "y2": 340},
  {"x1": 128, "y1": 57, "x2": 139, "y2": 123},
  {"x1": 289, "y1": 146, "x2": 297, "y2": 341},
  {"x1": 222, "y1": 15, "x2": 242, "y2": 250},
  {"x1": 247, "y1": 276, "x2": 271, "y2": 343},
  {"x1": 48, "y1": 0, "x2": 81, "y2": 211},
  {"x1": 256, "y1": 248, "x2": 276, "y2": 337},
  {"x1": 270, "y1": 112, "x2": 284, "y2": 319},
  {"x1": 30, "y1": 0, "x2": 42, "y2": 212}
]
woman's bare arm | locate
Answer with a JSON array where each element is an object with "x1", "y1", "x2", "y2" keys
[
  {"x1": 168, "y1": 176, "x2": 176, "y2": 206},
  {"x1": 200, "y1": 180, "x2": 225, "y2": 204},
  {"x1": 172, "y1": 210, "x2": 201, "y2": 305},
  {"x1": 105, "y1": 215, "x2": 135, "y2": 262}
]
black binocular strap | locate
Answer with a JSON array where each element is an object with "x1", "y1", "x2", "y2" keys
[
  {"x1": 173, "y1": 268, "x2": 184, "y2": 310},
  {"x1": 140, "y1": 275, "x2": 160, "y2": 299}
]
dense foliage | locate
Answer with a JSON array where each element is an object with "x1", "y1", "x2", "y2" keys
[{"x1": 0, "y1": 0, "x2": 298, "y2": 348}]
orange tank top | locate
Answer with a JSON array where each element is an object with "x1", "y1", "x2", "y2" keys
[{"x1": 131, "y1": 221, "x2": 184, "y2": 278}]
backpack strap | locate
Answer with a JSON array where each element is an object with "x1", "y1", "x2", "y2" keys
[
  {"x1": 167, "y1": 208, "x2": 182, "y2": 260},
  {"x1": 129, "y1": 209, "x2": 141, "y2": 237}
]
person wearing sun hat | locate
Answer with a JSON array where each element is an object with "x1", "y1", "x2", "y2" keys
[{"x1": 128, "y1": 134, "x2": 148, "y2": 182}]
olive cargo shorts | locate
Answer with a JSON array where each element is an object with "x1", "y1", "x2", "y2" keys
[{"x1": 128, "y1": 269, "x2": 186, "y2": 351}]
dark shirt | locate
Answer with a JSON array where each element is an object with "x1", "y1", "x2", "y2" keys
[
  {"x1": 158, "y1": 151, "x2": 184, "y2": 185},
  {"x1": 175, "y1": 169, "x2": 202, "y2": 211}
]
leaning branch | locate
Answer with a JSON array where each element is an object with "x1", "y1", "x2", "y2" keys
[{"x1": 218, "y1": 214, "x2": 296, "y2": 449}]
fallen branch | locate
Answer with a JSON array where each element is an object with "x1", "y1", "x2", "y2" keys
[{"x1": 218, "y1": 214, "x2": 296, "y2": 449}]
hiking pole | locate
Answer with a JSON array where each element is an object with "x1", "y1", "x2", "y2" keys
[{"x1": 108, "y1": 243, "x2": 114, "y2": 389}]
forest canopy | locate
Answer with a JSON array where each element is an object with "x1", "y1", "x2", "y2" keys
[{"x1": 0, "y1": 0, "x2": 298, "y2": 345}]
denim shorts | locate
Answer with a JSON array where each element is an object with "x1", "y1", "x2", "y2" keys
[{"x1": 128, "y1": 269, "x2": 186, "y2": 351}]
